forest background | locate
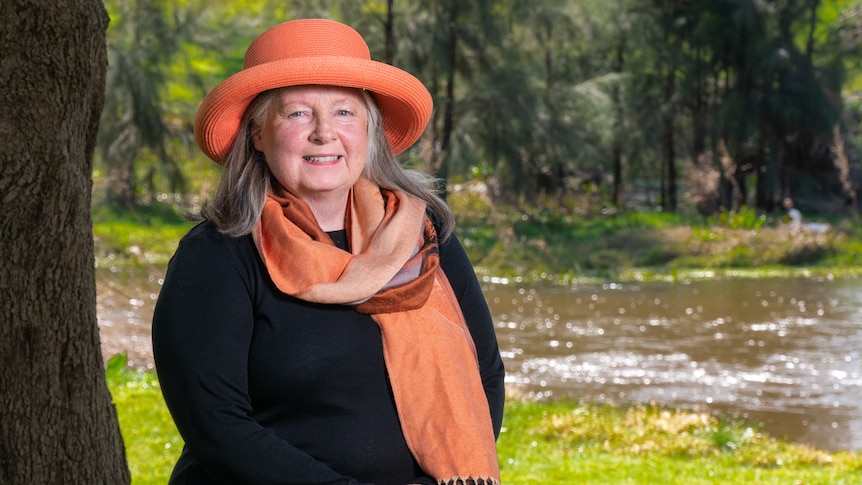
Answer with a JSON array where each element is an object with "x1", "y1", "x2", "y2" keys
[{"x1": 94, "y1": 0, "x2": 862, "y2": 278}]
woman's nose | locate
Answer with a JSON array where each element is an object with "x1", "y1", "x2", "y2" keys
[{"x1": 311, "y1": 116, "x2": 336, "y2": 142}]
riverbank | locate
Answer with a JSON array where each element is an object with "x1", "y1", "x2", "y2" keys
[
  {"x1": 92, "y1": 189, "x2": 862, "y2": 282},
  {"x1": 106, "y1": 354, "x2": 862, "y2": 484},
  {"x1": 447, "y1": 184, "x2": 862, "y2": 283}
]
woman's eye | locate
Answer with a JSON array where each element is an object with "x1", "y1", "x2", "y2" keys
[{"x1": 337, "y1": 109, "x2": 353, "y2": 116}]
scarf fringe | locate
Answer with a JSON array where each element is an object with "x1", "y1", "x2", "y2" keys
[{"x1": 439, "y1": 477, "x2": 500, "y2": 485}]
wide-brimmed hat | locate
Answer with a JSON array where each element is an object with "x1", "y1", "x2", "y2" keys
[{"x1": 194, "y1": 19, "x2": 433, "y2": 163}]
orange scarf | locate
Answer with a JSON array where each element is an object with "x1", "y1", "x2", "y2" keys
[{"x1": 253, "y1": 178, "x2": 500, "y2": 485}]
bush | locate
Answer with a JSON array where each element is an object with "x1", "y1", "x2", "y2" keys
[{"x1": 706, "y1": 206, "x2": 766, "y2": 231}]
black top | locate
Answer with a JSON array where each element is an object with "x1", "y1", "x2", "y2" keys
[{"x1": 152, "y1": 221, "x2": 505, "y2": 485}]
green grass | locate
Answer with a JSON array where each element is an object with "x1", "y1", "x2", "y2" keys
[
  {"x1": 106, "y1": 355, "x2": 862, "y2": 484},
  {"x1": 498, "y1": 400, "x2": 862, "y2": 484},
  {"x1": 92, "y1": 203, "x2": 194, "y2": 268},
  {"x1": 106, "y1": 355, "x2": 182, "y2": 484}
]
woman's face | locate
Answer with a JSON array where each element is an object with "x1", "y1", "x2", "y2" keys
[{"x1": 253, "y1": 85, "x2": 368, "y2": 205}]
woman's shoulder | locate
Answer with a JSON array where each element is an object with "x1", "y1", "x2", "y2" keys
[
  {"x1": 181, "y1": 220, "x2": 248, "y2": 245},
  {"x1": 174, "y1": 220, "x2": 257, "y2": 263},
  {"x1": 166, "y1": 220, "x2": 263, "y2": 290}
]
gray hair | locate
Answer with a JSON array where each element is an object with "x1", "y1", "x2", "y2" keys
[{"x1": 201, "y1": 87, "x2": 454, "y2": 241}]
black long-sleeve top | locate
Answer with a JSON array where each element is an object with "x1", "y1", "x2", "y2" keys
[{"x1": 152, "y1": 221, "x2": 505, "y2": 485}]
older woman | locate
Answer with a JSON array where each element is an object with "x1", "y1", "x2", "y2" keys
[{"x1": 152, "y1": 19, "x2": 504, "y2": 485}]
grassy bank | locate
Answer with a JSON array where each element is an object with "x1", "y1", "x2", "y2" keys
[
  {"x1": 447, "y1": 187, "x2": 862, "y2": 283},
  {"x1": 106, "y1": 356, "x2": 862, "y2": 484},
  {"x1": 92, "y1": 203, "x2": 193, "y2": 268},
  {"x1": 92, "y1": 190, "x2": 862, "y2": 281}
]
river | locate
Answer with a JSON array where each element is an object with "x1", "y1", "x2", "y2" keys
[
  {"x1": 486, "y1": 274, "x2": 862, "y2": 452},
  {"x1": 97, "y1": 268, "x2": 862, "y2": 452}
]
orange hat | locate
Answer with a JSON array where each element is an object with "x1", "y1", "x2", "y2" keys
[{"x1": 194, "y1": 19, "x2": 433, "y2": 163}]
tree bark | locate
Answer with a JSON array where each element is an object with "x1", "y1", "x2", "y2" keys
[{"x1": 0, "y1": 1, "x2": 131, "y2": 483}]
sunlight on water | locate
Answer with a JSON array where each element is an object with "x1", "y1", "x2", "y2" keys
[
  {"x1": 96, "y1": 267, "x2": 162, "y2": 370},
  {"x1": 488, "y1": 277, "x2": 862, "y2": 452}
]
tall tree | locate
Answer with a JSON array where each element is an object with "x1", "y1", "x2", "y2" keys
[
  {"x1": 404, "y1": 0, "x2": 615, "y2": 201},
  {"x1": 0, "y1": 1, "x2": 130, "y2": 483},
  {"x1": 610, "y1": 8, "x2": 627, "y2": 207},
  {"x1": 398, "y1": 0, "x2": 473, "y2": 199},
  {"x1": 99, "y1": 0, "x2": 193, "y2": 207},
  {"x1": 434, "y1": 0, "x2": 460, "y2": 198}
]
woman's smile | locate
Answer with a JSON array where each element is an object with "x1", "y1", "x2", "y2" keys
[{"x1": 304, "y1": 155, "x2": 342, "y2": 164}]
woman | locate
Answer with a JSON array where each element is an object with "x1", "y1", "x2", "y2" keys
[{"x1": 152, "y1": 18, "x2": 505, "y2": 485}]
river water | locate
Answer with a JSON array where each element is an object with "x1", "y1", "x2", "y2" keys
[
  {"x1": 96, "y1": 269, "x2": 862, "y2": 452},
  {"x1": 486, "y1": 275, "x2": 862, "y2": 452}
]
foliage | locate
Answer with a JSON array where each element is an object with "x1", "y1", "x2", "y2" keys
[
  {"x1": 105, "y1": 362, "x2": 862, "y2": 484},
  {"x1": 93, "y1": 0, "x2": 862, "y2": 216},
  {"x1": 454, "y1": 187, "x2": 862, "y2": 281},
  {"x1": 98, "y1": 0, "x2": 192, "y2": 207},
  {"x1": 705, "y1": 207, "x2": 767, "y2": 231},
  {"x1": 97, "y1": 0, "x2": 283, "y2": 207}
]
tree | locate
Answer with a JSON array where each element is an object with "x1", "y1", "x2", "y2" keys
[
  {"x1": 99, "y1": 0, "x2": 195, "y2": 207},
  {"x1": 396, "y1": 0, "x2": 471, "y2": 200},
  {"x1": 0, "y1": 1, "x2": 131, "y2": 483}
]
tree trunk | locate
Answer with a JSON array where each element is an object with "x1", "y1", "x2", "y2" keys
[
  {"x1": 805, "y1": 0, "x2": 821, "y2": 60},
  {"x1": 0, "y1": 1, "x2": 131, "y2": 483},
  {"x1": 691, "y1": 45, "x2": 706, "y2": 165},
  {"x1": 384, "y1": 0, "x2": 395, "y2": 65},
  {"x1": 433, "y1": 0, "x2": 459, "y2": 201},
  {"x1": 755, "y1": 149, "x2": 778, "y2": 213},
  {"x1": 105, "y1": 159, "x2": 138, "y2": 209},
  {"x1": 611, "y1": 32, "x2": 625, "y2": 207},
  {"x1": 661, "y1": 67, "x2": 677, "y2": 212}
]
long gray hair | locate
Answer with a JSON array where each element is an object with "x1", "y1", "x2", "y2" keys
[{"x1": 200, "y1": 87, "x2": 454, "y2": 241}]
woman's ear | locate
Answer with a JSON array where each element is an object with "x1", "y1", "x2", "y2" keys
[{"x1": 252, "y1": 130, "x2": 264, "y2": 152}]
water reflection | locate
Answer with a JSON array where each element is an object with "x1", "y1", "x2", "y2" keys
[{"x1": 487, "y1": 276, "x2": 862, "y2": 452}]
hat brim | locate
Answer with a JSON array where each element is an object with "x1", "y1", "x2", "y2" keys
[{"x1": 194, "y1": 56, "x2": 433, "y2": 162}]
